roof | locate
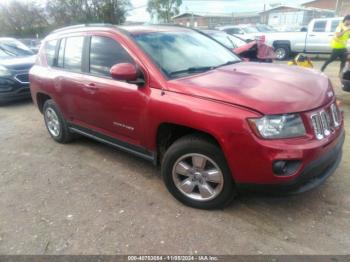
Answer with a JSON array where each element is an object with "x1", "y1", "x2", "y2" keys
[
  {"x1": 120, "y1": 25, "x2": 192, "y2": 35},
  {"x1": 302, "y1": 0, "x2": 335, "y2": 5},
  {"x1": 260, "y1": 4, "x2": 335, "y2": 14},
  {"x1": 172, "y1": 13, "x2": 203, "y2": 19},
  {"x1": 172, "y1": 12, "x2": 259, "y2": 20},
  {"x1": 47, "y1": 24, "x2": 192, "y2": 39},
  {"x1": 260, "y1": 5, "x2": 309, "y2": 13}
]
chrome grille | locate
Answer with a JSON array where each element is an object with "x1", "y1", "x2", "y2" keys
[
  {"x1": 320, "y1": 111, "x2": 331, "y2": 137},
  {"x1": 311, "y1": 103, "x2": 341, "y2": 140},
  {"x1": 14, "y1": 73, "x2": 29, "y2": 84},
  {"x1": 330, "y1": 103, "x2": 340, "y2": 127}
]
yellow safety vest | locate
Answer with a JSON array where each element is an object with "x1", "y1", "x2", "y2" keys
[{"x1": 331, "y1": 23, "x2": 350, "y2": 49}]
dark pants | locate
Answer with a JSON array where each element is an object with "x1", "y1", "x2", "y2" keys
[{"x1": 321, "y1": 48, "x2": 348, "y2": 72}]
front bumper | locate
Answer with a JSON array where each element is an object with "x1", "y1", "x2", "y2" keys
[
  {"x1": 0, "y1": 76, "x2": 31, "y2": 103},
  {"x1": 237, "y1": 130, "x2": 345, "y2": 194}
]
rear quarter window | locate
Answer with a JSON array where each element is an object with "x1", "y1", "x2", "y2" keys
[
  {"x1": 331, "y1": 20, "x2": 342, "y2": 32},
  {"x1": 44, "y1": 40, "x2": 58, "y2": 66}
]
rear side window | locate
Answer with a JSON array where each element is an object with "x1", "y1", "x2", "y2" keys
[
  {"x1": 331, "y1": 20, "x2": 341, "y2": 32},
  {"x1": 57, "y1": 38, "x2": 66, "y2": 68},
  {"x1": 313, "y1": 20, "x2": 327, "y2": 32},
  {"x1": 89, "y1": 36, "x2": 133, "y2": 77},
  {"x1": 63, "y1": 36, "x2": 84, "y2": 72},
  {"x1": 45, "y1": 40, "x2": 58, "y2": 66}
]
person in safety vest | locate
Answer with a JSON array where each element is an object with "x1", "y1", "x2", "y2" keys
[{"x1": 321, "y1": 15, "x2": 350, "y2": 74}]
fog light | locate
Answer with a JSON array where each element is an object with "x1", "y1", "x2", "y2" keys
[{"x1": 273, "y1": 160, "x2": 301, "y2": 176}]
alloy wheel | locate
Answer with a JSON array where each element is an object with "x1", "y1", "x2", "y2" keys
[
  {"x1": 172, "y1": 153, "x2": 224, "y2": 201},
  {"x1": 45, "y1": 107, "x2": 61, "y2": 137},
  {"x1": 275, "y1": 48, "x2": 286, "y2": 60}
]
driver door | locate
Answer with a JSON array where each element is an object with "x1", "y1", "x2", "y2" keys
[{"x1": 76, "y1": 34, "x2": 149, "y2": 145}]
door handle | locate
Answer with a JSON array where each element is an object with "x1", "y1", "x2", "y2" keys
[
  {"x1": 84, "y1": 82, "x2": 98, "y2": 91},
  {"x1": 309, "y1": 34, "x2": 316, "y2": 37}
]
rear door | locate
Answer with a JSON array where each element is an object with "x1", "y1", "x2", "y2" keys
[
  {"x1": 53, "y1": 35, "x2": 91, "y2": 122},
  {"x1": 305, "y1": 19, "x2": 333, "y2": 53}
]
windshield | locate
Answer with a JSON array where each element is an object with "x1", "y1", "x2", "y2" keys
[
  {"x1": 208, "y1": 32, "x2": 246, "y2": 49},
  {"x1": 242, "y1": 26, "x2": 259, "y2": 33},
  {"x1": 133, "y1": 30, "x2": 240, "y2": 78},
  {"x1": 0, "y1": 48, "x2": 12, "y2": 59},
  {"x1": 0, "y1": 39, "x2": 34, "y2": 57},
  {"x1": 256, "y1": 24, "x2": 276, "y2": 32},
  {"x1": 227, "y1": 35, "x2": 247, "y2": 47}
]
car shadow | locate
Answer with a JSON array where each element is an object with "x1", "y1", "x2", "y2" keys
[{"x1": 0, "y1": 98, "x2": 33, "y2": 107}]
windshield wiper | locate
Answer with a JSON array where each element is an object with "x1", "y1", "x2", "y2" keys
[
  {"x1": 215, "y1": 60, "x2": 241, "y2": 69},
  {"x1": 169, "y1": 66, "x2": 215, "y2": 77}
]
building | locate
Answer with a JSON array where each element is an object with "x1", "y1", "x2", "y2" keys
[
  {"x1": 172, "y1": 12, "x2": 260, "y2": 28},
  {"x1": 260, "y1": 5, "x2": 334, "y2": 27},
  {"x1": 303, "y1": 0, "x2": 350, "y2": 16}
]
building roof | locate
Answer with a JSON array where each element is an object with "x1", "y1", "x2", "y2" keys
[
  {"x1": 260, "y1": 4, "x2": 335, "y2": 14},
  {"x1": 302, "y1": 0, "x2": 335, "y2": 5},
  {"x1": 173, "y1": 12, "x2": 259, "y2": 20}
]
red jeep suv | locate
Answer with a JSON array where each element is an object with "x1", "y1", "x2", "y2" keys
[{"x1": 29, "y1": 24, "x2": 345, "y2": 209}]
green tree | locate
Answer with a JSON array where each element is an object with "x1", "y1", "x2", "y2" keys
[
  {"x1": 147, "y1": 0, "x2": 182, "y2": 23},
  {"x1": 0, "y1": 0, "x2": 48, "y2": 37},
  {"x1": 46, "y1": 0, "x2": 131, "y2": 27}
]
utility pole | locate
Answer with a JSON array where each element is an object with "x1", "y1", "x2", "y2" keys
[
  {"x1": 335, "y1": 0, "x2": 340, "y2": 16},
  {"x1": 191, "y1": 11, "x2": 194, "y2": 27},
  {"x1": 335, "y1": 0, "x2": 342, "y2": 16}
]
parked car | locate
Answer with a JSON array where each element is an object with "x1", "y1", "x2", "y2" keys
[
  {"x1": 30, "y1": 24, "x2": 344, "y2": 209},
  {"x1": 19, "y1": 38, "x2": 42, "y2": 54},
  {"x1": 201, "y1": 29, "x2": 275, "y2": 62},
  {"x1": 218, "y1": 24, "x2": 264, "y2": 42},
  {"x1": 255, "y1": 24, "x2": 278, "y2": 33},
  {"x1": 0, "y1": 37, "x2": 36, "y2": 104},
  {"x1": 263, "y1": 17, "x2": 345, "y2": 60}
]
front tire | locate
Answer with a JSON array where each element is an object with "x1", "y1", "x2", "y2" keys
[
  {"x1": 43, "y1": 99, "x2": 73, "y2": 143},
  {"x1": 275, "y1": 44, "x2": 290, "y2": 60},
  {"x1": 161, "y1": 135, "x2": 236, "y2": 209}
]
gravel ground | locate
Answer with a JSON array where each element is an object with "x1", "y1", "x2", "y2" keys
[{"x1": 0, "y1": 61, "x2": 349, "y2": 255}]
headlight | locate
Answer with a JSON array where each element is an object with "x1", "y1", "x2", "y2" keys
[
  {"x1": 249, "y1": 114, "x2": 306, "y2": 139},
  {"x1": 0, "y1": 65, "x2": 11, "y2": 77}
]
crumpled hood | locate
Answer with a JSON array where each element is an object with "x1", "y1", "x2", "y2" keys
[
  {"x1": 0, "y1": 55, "x2": 36, "y2": 70},
  {"x1": 167, "y1": 62, "x2": 334, "y2": 115}
]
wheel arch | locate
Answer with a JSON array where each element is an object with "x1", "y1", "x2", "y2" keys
[
  {"x1": 36, "y1": 92, "x2": 52, "y2": 113},
  {"x1": 156, "y1": 122, "x2": 221, "y2": 165},
  {"x1": 272, "y1": 40, "x2": 291, "y2": 49}
]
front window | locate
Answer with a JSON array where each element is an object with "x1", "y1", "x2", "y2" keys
[
  {"x1": 313, "y1": 21, "x2": 327, "y2": 32},
  {"x1": 133, "y1": 30, "x2": 240, "y2": 78},
  {"x1": 89, "y1": 36, "x2": 133, "y2": 77},
  {"x1": 0, "y1": 38, "x2": 33, "y2": 57}
]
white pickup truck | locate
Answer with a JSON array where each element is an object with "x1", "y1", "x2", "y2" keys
[{"x1": 264, "y1": 17, "x2": 348, "y2": 60}]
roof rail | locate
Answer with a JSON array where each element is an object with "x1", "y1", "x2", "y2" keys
[{"x1": 52, "y1": 23, "x2": 116, "y2": 33}]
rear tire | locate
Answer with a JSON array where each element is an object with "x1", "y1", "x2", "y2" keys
[
  {"x1": 275, "y1": 44, "x2": 290, "y2": 60},
  {"x1": 161, "y1": 135, "x2": 236, "y2": 209},
  {"x1": 43, "y1": 99, "x2": 73, "y2": 143}
]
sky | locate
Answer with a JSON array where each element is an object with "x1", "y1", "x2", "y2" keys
[
  {"x1": 127, "y1": 0, "x2": 312, "y2": 22},
  {"x1": 7, "y1": 0, "x2": 312, "y2": 23}
]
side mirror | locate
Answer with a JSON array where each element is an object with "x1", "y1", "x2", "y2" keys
[{"x1": 110, "y1": 63, "x2": 145, "y2": 86}]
